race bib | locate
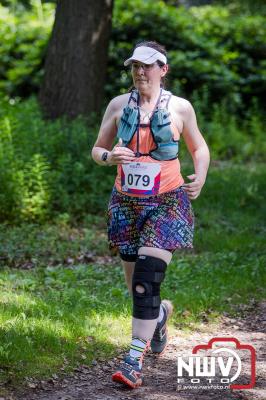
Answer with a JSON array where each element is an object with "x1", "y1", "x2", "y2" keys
[{"x1": 121, "y1": 162, "x2": 161, "y2": 195}]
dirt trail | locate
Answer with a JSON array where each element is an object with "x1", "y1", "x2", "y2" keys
[{"x1": 4, "y1": 302, "x2": 266, "y2": 400}]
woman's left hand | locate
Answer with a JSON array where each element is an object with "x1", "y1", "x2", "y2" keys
[{"x1": 183, "y1": 174, "x2": 205, "y2": 200}]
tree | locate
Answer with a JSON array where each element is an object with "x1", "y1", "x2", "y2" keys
[{"x1": 39, "y1": 0, "x2": 114, "y2": 119}]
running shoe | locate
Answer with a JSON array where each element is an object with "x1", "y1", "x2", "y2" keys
[
  {"x1": 150, "y1": 299, "x2": 173, "y2": 354},
  {"x1": 112, "y1": 355, "x2": 143, "y2": 389}
]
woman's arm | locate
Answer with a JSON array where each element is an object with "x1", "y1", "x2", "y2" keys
[
  {"x1": 91, "y1": 97, "x2": 135, "y2": 166},
  {"x1": 180, "y1": 100, "x2": 210, "y2": 200}
]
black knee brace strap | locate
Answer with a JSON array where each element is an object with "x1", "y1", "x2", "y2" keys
[{"x1": 132, "y1": 255, "x2": 167, "y2": 320}]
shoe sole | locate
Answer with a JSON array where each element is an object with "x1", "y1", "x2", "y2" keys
[{"x1": 112, "y1": 371, "x2": 142, "y2": 389}]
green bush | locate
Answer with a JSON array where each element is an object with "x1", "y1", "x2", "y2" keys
[
  {"x1": 0, "y1": 1, "x2": 265, "y2": 223},
  {"x1": 0, "y1": 1, "x2": 53, "y2": 97},
  {"x1": 190, "y1": 92, "x2": 266, "y2": 161},
  {"x1": 0, "y1": 96, "x2": 115, "y2": 223},
  {"x1": 109, "y1": 0, "x2": 266, "y2": 116},
  {"x1": 0, "y1": 0, "x2": 265, "y2": 115},
  {"x1": 0, "y1": 96, "x2": 265, "y2": 223}
]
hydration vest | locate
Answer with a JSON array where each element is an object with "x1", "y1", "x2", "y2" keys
[{"x1": 117, "y1": 88, "x2": 179, "y2": 161}]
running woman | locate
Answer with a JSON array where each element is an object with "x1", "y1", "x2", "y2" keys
[{"x1": 91, "y1": 41, "x2": 210, "y2": 389}]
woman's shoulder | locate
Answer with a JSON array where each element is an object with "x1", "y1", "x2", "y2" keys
[
  {"x1": 108, "y1": 93, "x2": 132, "y2": 111},
  {"x1": 170, "y1": 95, "x2": 192, "y2": 113},
  {"x1": 168, "y1": 95, "x2": 196, "y2": 127}
]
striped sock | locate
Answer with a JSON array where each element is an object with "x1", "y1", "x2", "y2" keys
[{"x1": 129, "y1": 337, "x2": 148, "y2": 367}]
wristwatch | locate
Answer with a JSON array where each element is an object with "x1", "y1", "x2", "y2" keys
[{"x1": 101, "y1": 151, "x2": 109, "y2": 163}]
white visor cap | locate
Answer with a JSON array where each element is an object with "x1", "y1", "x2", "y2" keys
[{"x1": 124, "y1": 46, "x2": 167, "y2": 66}]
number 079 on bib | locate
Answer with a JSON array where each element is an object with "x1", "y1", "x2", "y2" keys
[{"x1": 121, "y1": 162, "x2": 161, "y2": 195}]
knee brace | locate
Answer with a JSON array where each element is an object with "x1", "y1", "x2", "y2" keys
[{"x1": 132, "y1": 255, "x2": 167, "y2": 320}]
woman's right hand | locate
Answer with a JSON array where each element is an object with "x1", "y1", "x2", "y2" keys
[{"x1": 108, "y1": 139, "x2": 136, "y2": 165}]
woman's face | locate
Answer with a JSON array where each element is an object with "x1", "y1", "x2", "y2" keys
[{"x1": 131, "y1": 61, "x2": 168, "y2": 91}]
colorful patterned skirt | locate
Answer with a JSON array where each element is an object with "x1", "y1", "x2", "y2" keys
[{"x1": 107, "y1": 186, "x2": 194, "y2": 257}]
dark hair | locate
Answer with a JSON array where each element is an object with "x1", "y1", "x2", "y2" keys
[
  {"x1": 135, "y1": 41, "x2": 167, "y2": 58},
  {"x1": 134, "y1": 40, "x2": 168, "y2": 88}
]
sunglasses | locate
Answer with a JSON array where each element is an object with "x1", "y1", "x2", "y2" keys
[{"x1": 131, "y1": 62, "x2": 159, "y2": 71}]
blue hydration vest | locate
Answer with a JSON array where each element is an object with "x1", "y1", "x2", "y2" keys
[{"x1": 117, "y1": 88, "x2": 179, "y2": 161}]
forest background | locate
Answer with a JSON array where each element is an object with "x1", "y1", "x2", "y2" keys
[{"x1": 0, "y1": 0, "x2": 265, "y2": 222}]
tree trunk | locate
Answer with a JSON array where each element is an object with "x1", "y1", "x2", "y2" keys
[{"x1": 39, "y1": 0, "x2": 114, "y2": 119}]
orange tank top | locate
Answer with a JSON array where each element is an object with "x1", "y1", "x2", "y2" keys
[{"x1": 115, "y1": 122, "x2": 184, "y2": 197}]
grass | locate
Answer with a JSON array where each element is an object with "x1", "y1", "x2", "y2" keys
[
  {"x1": 0, "y1": 161, "x2": 265, "y2": 387},
  {"x1": 0, "y1": 263, "x2": 131, "y2": 381}
]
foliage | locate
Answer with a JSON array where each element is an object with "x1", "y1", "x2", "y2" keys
[
  {"x1": 212, "y1": 0, "x2": 266, "y2": 15},
  {"x1": 0, "y1": 1, "x2": 265, "y2": 116},
  {"x1": 0, "y1": 1, "x2": 265, "y2": 223},
  {"x1": 0, "y1": 96, "x2": 265, "y2": 223},
  {"x1": 0, "y1": 96, "x2": 116, "y2": 223},
  {"x1": 109, "y1": 0, "x2": 266, "y2": 116},
  {"x1": 0, "y1": 162, "x2": 265, "y2": 384},
  {"x1": 191, "y1": 93, "x2": 266, "y2": 160},
  {"x1": 0, "y1": 1, "x2": 54, "y2": 97}
]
